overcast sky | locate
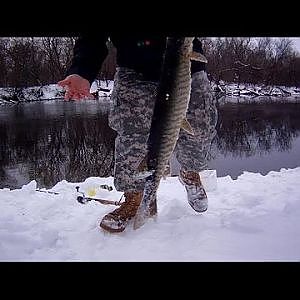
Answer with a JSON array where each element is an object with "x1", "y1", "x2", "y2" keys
[
  {"x1": 271, "y1": 37, "x2": 300, "y2": 53},
  {"x1": 291, "y1": 37, "x2": 300, "y2": 53},
  {"x1": 211, "y1": 37, "x2": 300, "y2": 54}
]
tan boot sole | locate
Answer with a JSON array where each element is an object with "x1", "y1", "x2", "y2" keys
[{"x1": 99, "y1": 221, "x2": 127, "y2": 233}]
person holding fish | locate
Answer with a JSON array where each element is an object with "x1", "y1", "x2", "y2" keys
[{"x1": 58, "y1": 36, "x2": 218, "y2": 233}]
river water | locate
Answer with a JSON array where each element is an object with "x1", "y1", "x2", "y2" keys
[{"x1": 1, "y1": 97, "x2": 300, "y2": 189}]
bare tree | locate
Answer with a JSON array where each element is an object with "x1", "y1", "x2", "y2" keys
[
  {"x1": 0, "y1": 38, "x2": 9, "y2": 86},
  {"x1": 203, "y1": 37, "x2": 299, "y2": 87},
  {"x1": 0, "y1": 37, "x2": 299, "y2": 92},
  {"x1": 41, "y1": 37, "x2": 76, "y2": 83}
]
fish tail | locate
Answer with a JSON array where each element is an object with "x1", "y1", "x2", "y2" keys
[{"x1": 133, "y1": 175, "x2": 158, "y2": 229}]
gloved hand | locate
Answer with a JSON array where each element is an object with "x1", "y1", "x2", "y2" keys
[{"x1": 57, "y1": 74, "x2": 94, "y2": 100}]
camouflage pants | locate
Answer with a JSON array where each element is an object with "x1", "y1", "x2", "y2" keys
[{"x1": 109, "y1": 67, "x2": 218, "y2": 192}]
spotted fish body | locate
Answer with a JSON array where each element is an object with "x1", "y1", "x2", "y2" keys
[{"x1": 133, "y1": 37, "x2": 204, "y2": 229}]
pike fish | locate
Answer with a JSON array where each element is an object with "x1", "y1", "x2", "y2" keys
[{"x1": 133, "y1": 37, "x2": 207, "y2": 229}]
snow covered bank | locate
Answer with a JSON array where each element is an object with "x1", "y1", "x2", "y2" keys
[
  {"x1": 1, "y1": 80, "x2": 300, "y2": 104},
  {"x1": 0, "y1": 167, "x2": 299, "y2": 261},
  {"x1": 0, "y1": 80, "x2": 113, "y2": 104},
  {"x1": 212, "y1": 81, "x2": 300, "y2": 101},
  {"x1": 0, "y1": 84, "x2": 64, "y2": 104}
]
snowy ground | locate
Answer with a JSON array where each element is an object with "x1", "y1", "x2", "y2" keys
[{"x1": 0, "y1": 167, "x2": 299, "y2": 261}]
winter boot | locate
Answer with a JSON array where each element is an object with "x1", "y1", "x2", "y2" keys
[
  {"x1": 179, "y1": 169, "x2": 208, "y2": 213},
  {"x1": 100, "y1": 191, "x2": 143, "y2": 233}
]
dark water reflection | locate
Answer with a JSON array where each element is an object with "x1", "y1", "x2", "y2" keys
[
  {"x1": 206, "y1": 100, "x2": 300, "y2": 178},
  {"x1": 0, "y1": 100, "x2": 116, "y2": 188},
  {"x1": 1, "y1": 98, "x2": 300, "y2": 188}
]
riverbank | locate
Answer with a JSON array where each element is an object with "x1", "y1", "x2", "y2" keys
[{"x1": 1, "y1": 80, "x2": 300, "y2": 104}]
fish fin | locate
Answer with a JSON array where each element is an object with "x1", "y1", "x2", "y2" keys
[
  {"x1": 181, "y1": 118, "x2": 195, "y2": 135},
  {"x1": 163, "y1": 161, "x2": 171, "y2": 179},
  {"x1": 137, "y1": 154, "x2": 148, "y2": 172},
  {"x1": 134, "y1": 209, "x2": 157, "y2": 230},
  {"x1": 133, "y1": 184, "x2": 157, "y2": 230},
  {"x1": 133, "y1": 202, "x2": 149, "y2": 229},
  {"x1": 190, "y1": 51, "x2": 208, "y2": 63},
  {"x1": 135, "y1": 154, "x2": 155, "y2": 179},
  {"x1": 134, "y1": 170, "x2": 155, "y2": 180}
]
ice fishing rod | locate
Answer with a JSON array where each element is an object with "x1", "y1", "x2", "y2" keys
[
  {"x1": 75, "y1": 186, "x2": 123, "y2": 206},
  {"x1": 35, "y1": 184, "x2": 121, "y2": 206},
  {"x1": 35, "y1": 189, "x2": 59, "y2": 194}
]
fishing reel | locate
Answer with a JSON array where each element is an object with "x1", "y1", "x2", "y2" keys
[{"x1": 76, "y1": 186, "x2": 89, "y2": 204}]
